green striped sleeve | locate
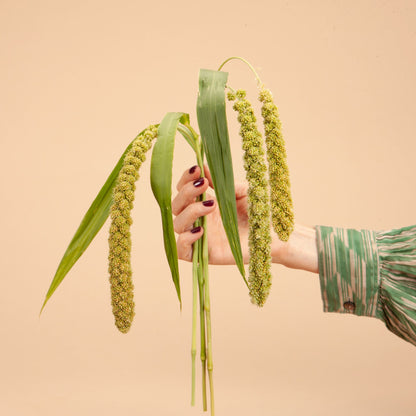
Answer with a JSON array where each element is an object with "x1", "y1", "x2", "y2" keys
[
  {"x1": 376, "y1": 225, "x2": 416, "y2": 346},
  {"x1": 316, "y1": 224, "x2": 416, "y2": 347},
  {"x1": 316, "y1": 226, "x2": 380, "y2": 318}
]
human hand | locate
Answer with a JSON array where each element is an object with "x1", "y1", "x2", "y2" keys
[
  {"x1": 172, "y1": 165, "x2": 250, "y2": 264},
  {"x1": 172, "y1": 165, "x2": 319, "y2": 274}
]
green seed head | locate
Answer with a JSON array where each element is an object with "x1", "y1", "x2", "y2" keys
[
  {"x1": 259, "y1": 87, "x2": 294, "y2": 242},
  {"x1": 227, "y1": 91, "x2": 236, "y2": 101},
  {"x1": 232, "y1": 90, "x2": 272, "y2": 307},
  {"x1": 108, "y1": 125, "x2": 157, "y2": 333}
]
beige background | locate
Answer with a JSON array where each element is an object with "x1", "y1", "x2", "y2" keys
[{"x1": 1, "y1": 0, "x2": 416, "y2": 415}]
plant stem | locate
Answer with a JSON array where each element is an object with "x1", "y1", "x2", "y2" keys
[
  {"x1": 190, "y1": 130, "x2": 214, "y2": 413},
  {"x1": 217, "y1": 56, "x2": 263, "y2": 87},
  {"x1": 226, "y1": 85, "x2": 237, "y2": 94},
  {"x1": 197, "y1": 156, "x2": 214, "y2": 415},
  {"x1": 199, "y1": 161, "x2": 208, "y2": 410},
  {"x1": 191, "y1": 237, "x2": 199, "y2": 406},
  {"x1": 191, "y1": 138, "x2": 208, "y2": 411},
  {"x1": 198, "y1": 239, "x2": 207, "y2": 411},
  {"x1": 201, "y1": 212, "x2": 214, "y2": 416},
  {"x1": 191, "y1": 206, "x2": 207, "y2": 411}
]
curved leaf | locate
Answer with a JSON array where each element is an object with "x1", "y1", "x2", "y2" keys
[
  {"x1": 177, "y1": 123, "x2": 198, "y2": 153},
  {"x1": 150, "y1": 112, "x2": 185, "y2": 305},
  {"x1": 196, "y1": 69, "x2": 246, "y2": 282},
  {"x1": 41, "y1": 128, "x2": 152, "y2": 313}
]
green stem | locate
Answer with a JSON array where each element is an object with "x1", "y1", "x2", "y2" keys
[
  {"x1": 198, "y1": 154, "x2": 208, "y2": 411},
  {"x1": 189, "y1": 137, "x2": 208, "y2": 411},
  {"x1": 202, "y1": 212, "x2": 214, "y2": 416},
  {"x1": 191, "y1": 237, "x2": 199, "y2": 406},
  {"x1": 190, "y1": 129, "x2": 214, "y2": 413},
  {"x1": 197, "y1": 149, "x2": 214, "y2": 414},
  {"x1": 191, "y1": 201, "x2": 207, "y2": 411},
  {"x1": 217, "y1": 56, "x2": 263, "y2": 86},
  {"x1": 226, "y1": 85, "x2": 237, "y2": 94},
  {"x1": 198, "y1": 238, "x2": 207, "y2": 411}
]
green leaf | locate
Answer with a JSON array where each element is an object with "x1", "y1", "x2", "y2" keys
[
  {"x1": 41, "y1": 129, "x2": 151, "y2": 314},
  {"x1": 177, "y1": 123, "x2": 198, "y2": 153},
  {"x1": 150, "y1": 112, "x2": 185, "y2": 306},
  {"x1": 196, "y1": 69, "x2": 246, "y2": 282}
]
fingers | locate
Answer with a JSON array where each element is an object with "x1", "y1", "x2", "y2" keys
[
  {"x1": 176, "y1": 165, "x2": 201, "y2": 192},
  {"x1": 176, "y1": 164, "x2": 213, "y2": 192},
  {"x1": 176, "y1": 226, "x2": 204, "y2": 262},
  {"x1": 173, "y1": 199, "x2": 215, "y2": 233},
  {"x1": 172, "y1": 172, "x2": 210, "y2": 216},
  {"x1": 174, "y1": 165, "x2": 216, "y2": 262}
]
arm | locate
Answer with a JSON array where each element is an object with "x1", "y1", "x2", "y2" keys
[{"x1": 173, "y1": 166, "x2": 416, "y2": 348}]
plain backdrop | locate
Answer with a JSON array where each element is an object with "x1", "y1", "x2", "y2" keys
[{"x1": 1, "y1": 1, "x2": 416, "y2": 415}]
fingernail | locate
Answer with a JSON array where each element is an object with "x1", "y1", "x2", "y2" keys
[
  {"x1": 193, "y1": 178, "x2": 205, "y2": 187},
  {"x1": 202, "y1": 200, "x2": 214, "y2": 207},
  {"x1": 189, "y1": 165, "x2": 198, "y2": 174},
  {"x1": 191, "y1": 226, "x2": 202, "y2": 234}
]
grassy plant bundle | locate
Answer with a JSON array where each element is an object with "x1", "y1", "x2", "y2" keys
[{"x1": 42, "y1": 57, "x2": 294, "y2": 415}]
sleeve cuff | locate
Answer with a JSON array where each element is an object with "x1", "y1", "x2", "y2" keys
[{"x1": 315, "y1": 225, "x2": 380, "y2": 318}]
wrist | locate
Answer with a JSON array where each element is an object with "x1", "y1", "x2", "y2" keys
[{"x1": 271, "y1": 224, "x2": 318, "y2": 274}]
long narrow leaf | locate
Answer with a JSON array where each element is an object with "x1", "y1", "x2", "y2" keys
[
  {"x1": 196, "y1": 69, "x2": 246, "y2": 282},
  {"x1": 150, "y1": 112, "x2": 186, "y2": 305},
  {"x1": 41, "y1": 129, "x2": 151, "y2": 313}
]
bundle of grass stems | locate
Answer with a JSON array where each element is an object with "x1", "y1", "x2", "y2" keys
[{"x1": 41, "y1": 57, "x2": 294, "y2": 416}]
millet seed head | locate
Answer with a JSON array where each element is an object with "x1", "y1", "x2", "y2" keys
[
  {"x1": 259, "y1": 87, "x2": 294, "y2": 242},
  {"x1": 108, "y1": 125, "x2": 157, "y2": 333},
  {"x1": 231, "y1": 90, "x2": 272, "y2": 307}
]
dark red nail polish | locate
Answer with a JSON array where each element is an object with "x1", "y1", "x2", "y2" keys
[
  {"x1": 193, "y1": 178, "x2": 205, "y2": 187},
  {"x1": 191, "y1": 226, "x2": 201, "y2": 234},
  {"x1": 202, "y1": 200, "x2": 214, "y2": 207},
  {"x1": 189, "y1": 165, "x2": 198, "y2": 174}
]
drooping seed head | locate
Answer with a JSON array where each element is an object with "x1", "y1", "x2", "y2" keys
[
  {"x1": 259, "y1": 87, "x2": 294, "y2": 241},
  {"x1": 229, "y1": 89, "x2": 272, "y2": 307},
  {"x1": 108, "y1": 125, "x2": 157, "y2": 333}
]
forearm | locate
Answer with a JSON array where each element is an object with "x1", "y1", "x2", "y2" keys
[{"x1": 271, "y1": 224, "x2": 319, "y2": 274}]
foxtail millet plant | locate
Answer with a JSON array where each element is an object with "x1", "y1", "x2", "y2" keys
[
  {"x1": 228, "y1": 89, "x2": 272, "y2": 307},
  {"x1": 43, "y1": 57, "x2": 294, "y2": 416},
  {"x1": 108, "y1": 125, "x2": 158, "y2": 333},
  {"x1": 259, "y1": 88, "x2": 294, "y2": 241}
]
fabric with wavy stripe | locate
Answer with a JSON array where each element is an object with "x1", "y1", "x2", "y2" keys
[{"x1": 316, "y1": 224, "x2": 416, "y2": 346}]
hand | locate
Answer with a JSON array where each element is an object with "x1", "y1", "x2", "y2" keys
[
  {"x1": 172, "y1": 165, "x2": 319, "y2": 274},
  {"x1": 172, "y1": 165, "x2": 250, "y2": 264}
]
